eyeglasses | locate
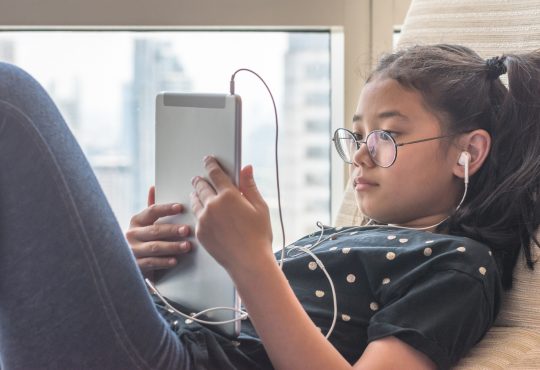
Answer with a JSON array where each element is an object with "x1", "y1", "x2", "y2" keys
[{"x1": 332, "y1": 128, "x2": 457, "y2": 168}]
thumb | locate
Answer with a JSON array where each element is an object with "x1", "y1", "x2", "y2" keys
[
  {"x1": 147, "y1": 186, "x2": 156, "y2": 207},
  {"x1": 239, "y1": 165, "x2": 265, "y2": 207}
]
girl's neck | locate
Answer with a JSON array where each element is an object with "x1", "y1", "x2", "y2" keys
[{"x1": 384, "y1": 212, "x2": 451, "y2": 232}]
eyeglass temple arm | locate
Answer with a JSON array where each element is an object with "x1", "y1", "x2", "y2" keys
[{"x1": 395, "y1": 134, "x2": 456, "y2": 147}]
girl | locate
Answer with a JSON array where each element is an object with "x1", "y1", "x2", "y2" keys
[{"x1": 0, "y1": 44, "x2": 538, "y2": 370}]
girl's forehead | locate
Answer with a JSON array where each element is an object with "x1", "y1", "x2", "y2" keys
[
  {"x1": 357, "y1": 78, "x2": 423, "y2": 113},
  {"x1": 354, "y1": 78, "x2": 441, "y2": 131}
]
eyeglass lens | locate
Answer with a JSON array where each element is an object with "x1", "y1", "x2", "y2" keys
[{"x1": 334, "y1": 129, "x2": 397, "y2": 167}]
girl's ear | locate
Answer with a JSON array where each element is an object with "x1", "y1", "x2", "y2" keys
[{"x1": 452, "y1": 129, "x2": 491, "y2": 179}]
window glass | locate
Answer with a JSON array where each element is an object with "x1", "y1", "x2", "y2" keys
[{"x1": 0, "y1": 30, "x2": 332, "y2": 248}]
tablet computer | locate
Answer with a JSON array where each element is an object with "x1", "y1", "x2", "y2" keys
[{"x1": 154, "y1": 92, "x2": 242, "y2": 337}]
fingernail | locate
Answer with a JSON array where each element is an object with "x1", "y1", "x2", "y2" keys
[
  {"x1": 168, "y1": 258, "x2": 177, "y2": 266},
  {"x1": 178, "y1": 226, "x2": 186, "y2": 235},
  {"x1": 181, "y1": 241, "x2": 189, "y2": 250},
  {"x1": 172, "y1": 203, "x2": 182, "y2": 212},
  {"x1": 191, "y1": 176, "x2": 197, "y2": 185},
  {"x1": 203, "y1": 155, "x2": 210, "y2": 162}
]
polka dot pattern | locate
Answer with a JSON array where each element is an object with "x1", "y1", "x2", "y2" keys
[
  {"x1": 280, "y1": 228, "x2": 497, "y2": 353},
  {"x1": 386, "y1": 252, "x2": 396, "y2": 260}
]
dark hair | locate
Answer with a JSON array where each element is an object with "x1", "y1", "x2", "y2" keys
[{"x1": 369, "y1": 44, "x2": 540, "y2": 289}]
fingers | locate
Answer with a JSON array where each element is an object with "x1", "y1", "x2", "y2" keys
[
  {"x1": 203, "y1": 156, "x2": 233, "y2": 191},
  {"x1": 190, "y1": 191, "x2": 204, "y2": 218},
  {"x1": 239, "y1": 165, "x2": 266, "y2": 208},
  {"x1": 191, "y1": 175, "x2": 216, "y2": 205},
  {"x1": 126, "y1": 223, "x2": 191, "y2": 244},
  {"x1": 130, "y1": 203, "x2": 183, "y2": 227},
  {"x1": 132, "y1": 240, "x2": 192, "y2": 258},
  {"x1": 147, "y1": 185, "x2": 156, "y2": 207},
  {"x1": 137, "y1": 256, "x2": 180, "y2": 272}
]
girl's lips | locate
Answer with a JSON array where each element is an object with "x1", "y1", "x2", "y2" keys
[{"x1": 353, "y1": 177, "x2": 378, "y2": 191}]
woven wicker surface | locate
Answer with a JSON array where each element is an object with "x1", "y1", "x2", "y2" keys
[
  {"x1": 398, "y1": 0, "x2": 540, "y2": 56},
  {"x1": 453, "y1": 327, "x2": 540, "y2": 369},
  {"x1": 334, "y1": 0, "x2": 540, "y2": 367}
]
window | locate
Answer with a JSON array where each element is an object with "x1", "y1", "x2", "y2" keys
[
  {"x1": 0, "y1": 30, "x2": 333, "y2": 247},
  {"x1": 305, "y1": 118, "x2": 329, "y2": 133},
  {"x1": 306, "y1": 145, "x2": 329, "y2": 160},
  {"x1": 305, "y1": 173, "x2": 328, "y2": 186},
  {"x1": 305, "y1": 91, "x2": 330, "y2": 106},
  {"x1": 305, "y1": 62, "x2": 329, "y2": 79}
]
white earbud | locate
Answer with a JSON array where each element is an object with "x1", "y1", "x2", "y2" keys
[{"x1": 458, "y1": 151, "x2": 470, "y2": 185}]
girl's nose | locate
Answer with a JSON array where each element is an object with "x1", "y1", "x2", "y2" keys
[{"x1": 352, "y1": 141, "x2": 375, "y2": 168}]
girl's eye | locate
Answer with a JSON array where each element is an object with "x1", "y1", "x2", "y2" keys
[{"x1": 379, "y1": 131, "x2": 397, "y2": 141}]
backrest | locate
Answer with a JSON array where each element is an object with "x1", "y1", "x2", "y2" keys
[{"x1": 334, "y1": 0, "x2": 540, "y2": 329}]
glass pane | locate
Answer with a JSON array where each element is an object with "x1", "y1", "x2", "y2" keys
[{"x1": 0, "y1": 30, "x2": 331, "y2": 248}]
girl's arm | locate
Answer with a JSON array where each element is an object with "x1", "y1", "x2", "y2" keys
[{"x1": 191, "y1": 157, "x2": 436, "y2": 370}]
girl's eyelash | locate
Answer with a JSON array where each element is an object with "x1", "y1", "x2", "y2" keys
[{"x1": 352, "y1": 130, "x2": 400, "y2": 139}]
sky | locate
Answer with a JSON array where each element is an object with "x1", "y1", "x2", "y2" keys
[{"x1": 0, "y1": 30, "x2": 288, "y2": 148}]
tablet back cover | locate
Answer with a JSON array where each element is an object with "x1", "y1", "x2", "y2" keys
[{"x1": 154, "y1": 92, "x2": 242, "y2": 337}]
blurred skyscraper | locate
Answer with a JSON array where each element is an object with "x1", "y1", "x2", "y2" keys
[
  {"x1": 128, "y1": 39, "x2": 192, "y2": 212},
  {"x1": 281, "y1": 33, "x2": 331, "y2": 238}
]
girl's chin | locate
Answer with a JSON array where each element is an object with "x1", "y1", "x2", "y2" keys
[
  {"x1": 356, "y1": 200, "x2": 394, "y2": 225},
  {"x1": 355, "y1": 199, "x2": 378, "y2": 221}
]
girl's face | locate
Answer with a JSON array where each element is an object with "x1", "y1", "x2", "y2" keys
[{"x1": 350, "y1": 77, "x2": 463, "y2": 228}]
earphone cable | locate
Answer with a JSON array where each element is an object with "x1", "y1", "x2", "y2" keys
[
  {"x1": 146, "y1": 69, "x2": 287, "y2": 326},
  {"x1": 230, "y1": 69, "x2": 287, "y2": 267}
]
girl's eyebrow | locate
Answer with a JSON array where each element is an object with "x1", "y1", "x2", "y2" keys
[{"x1": 352, "y1": 110, "x2": 410, "y2": 123}]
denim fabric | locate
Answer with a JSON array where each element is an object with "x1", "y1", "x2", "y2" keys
[{"x1": 0, "y1": 62, "x2": 190, "y2": 369}]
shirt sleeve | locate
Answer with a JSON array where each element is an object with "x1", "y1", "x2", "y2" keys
[{"x1": 367, "y1": 269, "x2": 496, "y2": 370}]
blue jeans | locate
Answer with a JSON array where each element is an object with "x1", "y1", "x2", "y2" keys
[{"x1": 0, "y1": 62, "x2": 191, "y2": 369}]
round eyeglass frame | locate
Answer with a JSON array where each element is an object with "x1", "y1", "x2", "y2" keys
[{"x1": 332, "y1": 128, "x2": 458, "y2": 168}]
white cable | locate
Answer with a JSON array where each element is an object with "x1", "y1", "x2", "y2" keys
[
  {"x1": 287, "y1": 245, "x2": 338, "y2": 339},
  {"x1": 146, "y1": 279, "x2": 248, "y2": 325}
]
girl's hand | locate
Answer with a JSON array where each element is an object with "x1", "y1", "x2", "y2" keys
[
  {"x1": 126, "y1": 186, "x2": 192, "y2": 279},
  {"x1": 191, "y1": 156, "x2": 274, "y2": 275}
]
